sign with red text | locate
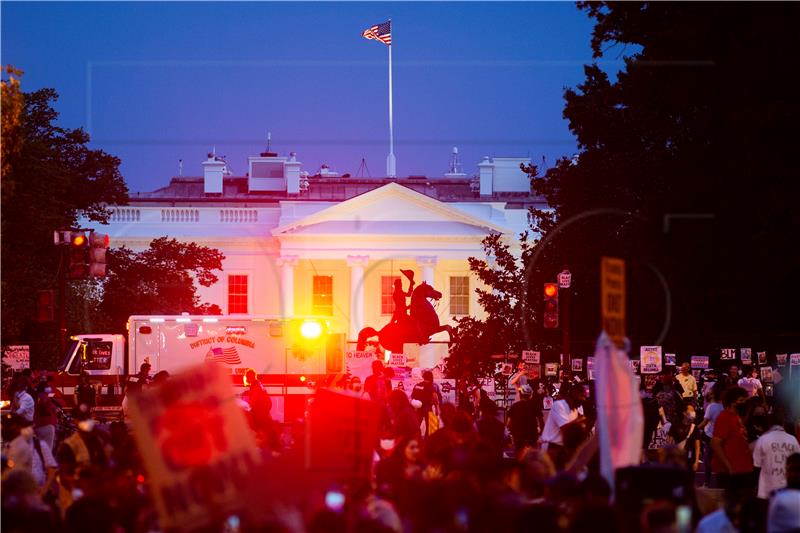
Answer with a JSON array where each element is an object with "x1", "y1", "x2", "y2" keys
[
  {"x1": 128, "y1": 363, "x2": 261, "y2": 531},
  {"x1": 2, "y1": 345, "x2": 29, "y2": 370},
  {"x1": 691, "y1": 356, "x2": 709, "y2": 369}
]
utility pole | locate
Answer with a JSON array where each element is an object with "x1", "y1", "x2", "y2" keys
[
  {"x1": 57, "y1": 239, "x2": 68, "y2": 354},
  {"x1": 558, "y1": 269, "x2": 572, "y2": 370}
]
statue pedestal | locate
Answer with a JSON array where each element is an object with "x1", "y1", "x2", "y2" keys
[{"x1": 404, "y1": 343, "x2": 444, "y2": 370}]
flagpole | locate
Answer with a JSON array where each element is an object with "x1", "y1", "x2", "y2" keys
[{"x1": 387, "y1": 28, "x2": 396, "y2": 178}]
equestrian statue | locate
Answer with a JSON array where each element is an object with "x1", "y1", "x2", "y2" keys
[{"x1": 356, "y1": 269, "x2": 453, "y2": 354}]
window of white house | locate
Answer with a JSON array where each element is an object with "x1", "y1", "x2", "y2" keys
[
  {"x1": 381, "y1": 276, "x2": 401, "y2": 315},
  {"x1": 313, "y1": 275, "x2": 334, "y2": 316},
  {"x1": 228, "y1": 274, "x2": 248, "y2": 314},
  {"x1": 449, "y1": 276, "x2": 470, "y2": 316}
]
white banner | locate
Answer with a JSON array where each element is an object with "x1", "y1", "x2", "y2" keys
[
  {"x1": 345, "y1": 350, "x2": 379, "y2": 382},
  {"x1": 2, "y1": 345, "x2": 30, "y2": 370}
]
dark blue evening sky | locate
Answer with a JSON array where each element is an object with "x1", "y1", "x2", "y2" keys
[{"x1": 2, "y1": 2, "x2": 605, "y2": 193}]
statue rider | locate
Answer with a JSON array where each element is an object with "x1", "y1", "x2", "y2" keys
[{"x1": 391, "y1": 269, "x2": 415, "y2": 326}]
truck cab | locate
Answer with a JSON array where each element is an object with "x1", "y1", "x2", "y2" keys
[{"x1": 53, "y1": 334, "x2": 126, "y2": 406}]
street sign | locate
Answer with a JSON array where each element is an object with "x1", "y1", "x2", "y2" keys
[
  {"x1": 558, "y1": 270, "x2": 572, "y2": 289},
  {"x1": 601, "y1": 257, "x2": 625, "y2": 347}
]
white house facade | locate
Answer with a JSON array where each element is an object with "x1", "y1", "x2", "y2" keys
[{"x1": 83, "y1": 147, "x2": 546, "y2": 363}]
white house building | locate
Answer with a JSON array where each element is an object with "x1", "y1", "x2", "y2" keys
[{"x1": 86, "y1": 147, "x2": 546, "y2": 364}]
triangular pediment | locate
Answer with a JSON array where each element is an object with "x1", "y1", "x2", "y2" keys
[{"x1": 272, "y1": 182, "x2": 510, "y2": 236}]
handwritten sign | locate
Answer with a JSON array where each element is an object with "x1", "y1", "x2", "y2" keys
[
  {"x1": 2, "y1": 345, "x2": 29, "y2": 370},
  {"x1": 640, "y1": 346, "x2": 663, "y2": 374},
  {"x1": 601, "y1": 257, "x2": 626, "y2": 348},
  {"x1": 128, "y1": 363, "x2": 261, "y2": 531},
  {"x1": 522, "y1": 350, "x2": 540, "y2": 364}
]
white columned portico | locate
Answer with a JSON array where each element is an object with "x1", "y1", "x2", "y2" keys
[
  {"x1": 276, "y1": 255, "x2": 299, "y2": 318},
  {"x1": 416, "y1": 256, "x2": 439, "y2": 368},
  {"x1": 347, "y1": 255, "x2": 370, "y2": 341}
]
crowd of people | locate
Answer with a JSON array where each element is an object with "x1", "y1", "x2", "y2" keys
[{"x1": 1, "y1": 356, "x2": 799, "y2": 532}]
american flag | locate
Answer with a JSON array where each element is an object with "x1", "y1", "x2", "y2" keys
[
  {"x1": 205, "y1": 346, "x2": 241, "y2": 365},
  {"x1": 362, "y1": 20, "x2": 391, "y2": 46}
]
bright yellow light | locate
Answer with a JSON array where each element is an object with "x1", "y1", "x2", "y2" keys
[
  {"x1": 544, "y1": 283, "x2": 558, "y2": 298},
  {"x1": 299, "y1": 320, "x2": 323, "y2": 339},
  {"x1": 299, "y1": 375, "x2": 307, "y2": 382}
]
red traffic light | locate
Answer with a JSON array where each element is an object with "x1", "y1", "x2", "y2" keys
[{"x1": 544, "y1": 283, "x2": 558, "y2": 298}]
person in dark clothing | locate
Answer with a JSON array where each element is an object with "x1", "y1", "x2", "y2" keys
[
  {"x1": 74, "y1": 372, "x2": 96, "y2": 409},
  {"x1": 476, "y1": 401, "x2": 505, "y2": 455},
  {"x1": 411, "y1": 371, "x2": 437, "y2": 423},
  {"x1": 390, "y1": 270, "x2": 415, "y2": 325},
  {"x1": 507, "y1": 384, "x2": 542, "y2": 454}
]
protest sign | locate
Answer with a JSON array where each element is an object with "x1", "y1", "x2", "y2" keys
[
  {"x1": 545, "y1": 363, "x2": 558, "y2": 377},
  {"x1": 664, "y1": 353, "x2": 676, "y2": 366},
  {"x1": 306, "y1": 388, "x2": 381, "y2": 481},
  {"x1": 345, "y1": 350, "x2": 378, "y2": 382},
  {"x1": 791, "y1": 354, "x2": 800, "y2": 366},
  {"x1": 522, "y1": 350, "x2": 540, "y2": 364},
  {"x1": 389, "y1": 353, "x2": 407, "y2": 367},
  {"x1": 721, "y1": 348, "x2": 736, "y2": 360},
  {"x1": 639, "y1": 346, "x2": 662, "y2": 374},
  {"x1": 527, "y1": 364, "x2": 541, "y2": 380},
  {"x1": 740, "y1": 348, "x2": 752, "y2": 364},
  {"x1": 601, "y1": 257, "x2": 626, "y2": 348},
  {"x1": 691, "y1": 356, "x2": 709, "y2": 369},
  {"x1": 587, "y1": 357, "x2": 595, "y2": 371},
  {"x1": 543, "y1": 396, "x2": 554, "y2": 411},
  {"x1": 2, "y1": 345, "x2": 29, "y2": 370},
  {"x1": 757, "y1": 351, "x2": 767, "y2": 365},
  {"x1": 572, "y1": 358, "x2": 583, "y2": 372},
  {"x1": 435, "y1": 379, "x2": 457, "y2": 405},
  {"x1": 128, "y1": 363, "x2": 262, "y2": 531},
  {"x1": 760, "y1": 366, "x2": 773, "y2": 383},
  {"x1": 776, "y1": 354, "x2": 787, "y2": 366}
]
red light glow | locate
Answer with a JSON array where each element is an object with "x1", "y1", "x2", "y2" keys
[{"x1": 544, "y1": 283, "x2": 558, "y2": 298}]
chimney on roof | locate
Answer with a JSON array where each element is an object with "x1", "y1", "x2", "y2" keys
[
  {"x1": 478, "y1": 156, "x2": 494, "y2": 196},
  {"x1": 286, "y1": 152, "x2": 301, "y2": 194},
  {"x1": 202, "y1": 153, "x2": 225, "y2": 194}
]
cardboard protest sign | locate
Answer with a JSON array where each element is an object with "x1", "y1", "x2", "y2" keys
[
  {"x1": 760, "y1": 366, "x2": 773, "y2": 383},
  {"x1": 740, "y1": 348, "x2": 752, "y2": 364},
  {"x1": 757, "y1": 351, "x2": 767, "y2": 365},
  {"x1": 522, "y1": 350, "x2": 540, "y2": 364},
  {"x1": 691, "y1": 356, "x2": 709, "y2": 369},
  {"x1": 345, "y1": 350, "x2": 379, "y2": 382},
  {"x1": 127, "y1": 363, "x2": 262, "y2": 531},
  {"x1": 572, "y1": 358, "x2": 584, "y2": 372},
  {"x1": 545, "y1": 363, "x2": 558, "y2": 377},
  {"x1": 720, "y1": 348, "x2": 736, "y2": 360},
  {"x1": 305, "y1": 388, "x2": 380, "y2": 481},
  {"x1": 640, "y1": 346, "x2": 662, "y2": 374},
  {"x1": 664, "y1": 353, "x2": 676, "y2": 366},
  {"x1": 2, "y1": 345, "x2": 29, "y2": 370},
  {"x1": 435, "y1": 379, "x2": 456, "y2": 405}
]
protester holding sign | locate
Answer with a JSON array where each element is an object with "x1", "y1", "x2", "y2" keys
[
  {"x1": 752, "y1": 410, "x2": 800, "y2": 499},
  {"x1": 738, "y1": 366, "x2": 764, "y2": 399},
  {"x1": 676, "y1": 363, "x2": 698, "y2": 400}
]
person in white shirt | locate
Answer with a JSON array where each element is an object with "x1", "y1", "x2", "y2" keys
[
  {"x1": 767, "y1": 452, "x2": 800, "y2": 533},
  {"x1": 738, "y1": 366, "x2": 764, "y2": 399},
  {"x1": 540, "y1": 383, "x2": 586, "y2": 469},
  {"x1": 697, "y1": 383, "x2": 725, "y2": 486},
  {"x1": 675, "y1": 363, "x2": 697, "y2": 399},
  {"x1": 753, "y1": 410, "x2": 800, "y2": 499},
  {"x1": 10, "y1": 379, "x2": 35, "y2": 423},
  {"x1": 508, "y1": 361, "x2": 529, "y2": 402}
]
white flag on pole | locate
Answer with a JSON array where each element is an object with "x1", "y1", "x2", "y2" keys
[{"x1": 594, "y1": 332, "x2": 644, "y2": 491}]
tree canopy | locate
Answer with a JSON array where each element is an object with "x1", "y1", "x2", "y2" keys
[
  {"x1": 450, "y1": 3, "x2": 800, "y2": 375},
  {"x1": 94, "y1": 238, "x2": 224, "y2": 334},
  {"x1": 1, "y1": 73, "x2": 129, "y2": 364}
]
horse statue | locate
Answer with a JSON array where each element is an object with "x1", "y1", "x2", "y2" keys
[{"x1": 356, "y1": 281, "x2": 453, "y2": 354}]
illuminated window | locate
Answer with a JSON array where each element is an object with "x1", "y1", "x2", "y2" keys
[
  {"x1": 449, "y1": 276, "x2": 470, "y2": 316},
  {"x1": 228, "y1": 275, "x2": 248, "y2": 314},
  {"x1": 381, "y1": 276, "x2": 401, "y2": 315},
  {"x1": 312, "y1": 275, "x2": 333, "y2": 316}
]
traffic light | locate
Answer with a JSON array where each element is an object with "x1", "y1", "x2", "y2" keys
[
  {"x1": 67, "y1": 231, "x2": 89, "y2": 279},
  {"x1": 543, "y1": 282, "x2": 559, "y2": 329},
  {"x1": 88, "y1": 232, "x2": 109, "y2": 277}
]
